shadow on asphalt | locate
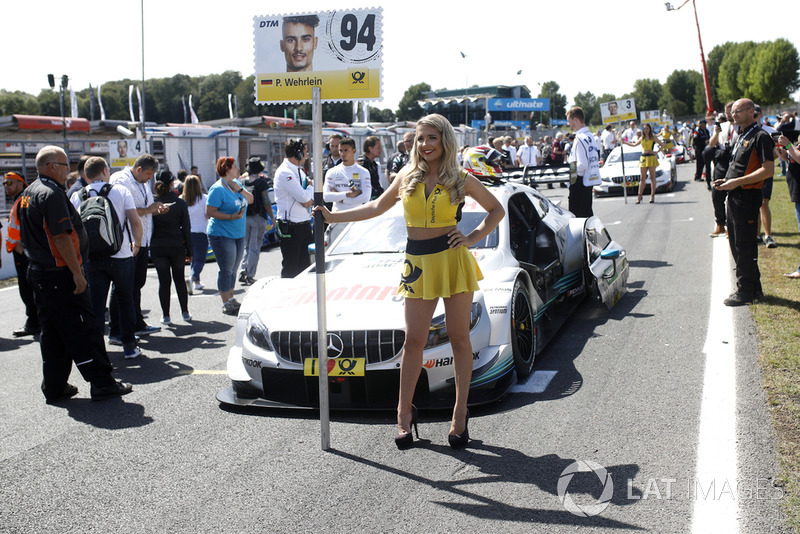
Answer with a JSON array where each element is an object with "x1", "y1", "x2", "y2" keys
[
  {"x1": 330, "y1": 445, "x2": 644, "y2": 530},
  {"x1": 48, "y1": 397, "x2": 154, "y2": 429}
]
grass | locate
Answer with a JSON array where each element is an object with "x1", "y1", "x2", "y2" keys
[{"x1": 751, "y1": 168, "x2": 800, "y2": 532}]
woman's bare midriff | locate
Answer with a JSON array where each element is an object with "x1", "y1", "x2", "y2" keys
[{"x1": 406, "y1": 225, "x2": 456, "y2": 241}]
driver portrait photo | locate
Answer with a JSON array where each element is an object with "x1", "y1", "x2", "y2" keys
[
  {"x1": 117, "y1": 139, "x2": 128, "y2": 158},
  {"x1": 280, "y1": 15, "x2": 319, "y2": 72},
  {"x1": 607, "y1": 101, "x2": 618, "y2": 116}
]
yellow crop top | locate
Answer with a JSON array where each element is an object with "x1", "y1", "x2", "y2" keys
[
  {"x1": 641, "y1": 137, "x2": 657, "y2": 153},
  {"x1": 403, "y1": 176, "x2": 465, "y2": 228}
]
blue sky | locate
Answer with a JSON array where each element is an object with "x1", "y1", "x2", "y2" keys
[{"x1": 6, "y1": 0, "x2": 800, "y2": 115}]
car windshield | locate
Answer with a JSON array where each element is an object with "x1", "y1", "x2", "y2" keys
[
  {"x1": 605, "y1": 150, "x2": 642, "y2": 165},
  {"x1": 329, "y1": 211, "x2": 499, "y2": 255}
]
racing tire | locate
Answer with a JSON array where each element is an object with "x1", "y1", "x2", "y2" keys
[{"x1": 510, "y1": 278, "x2": 536, "y2": 378}]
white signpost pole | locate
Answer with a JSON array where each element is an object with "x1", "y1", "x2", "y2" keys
[
  {"x1": 312, "y1": 87, "x2": 330, "y2": 451},
  {"x1": 253, "y1": 9, "x2": 383, "y2": 450}
]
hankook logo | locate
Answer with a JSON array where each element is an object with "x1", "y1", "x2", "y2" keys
[{"x1": 326, "y1": 333, "x2": 345, "y2": 359}]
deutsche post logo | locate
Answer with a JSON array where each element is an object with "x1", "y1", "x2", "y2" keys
[{"x1": 349, "y1": 68, "x2": 369, "y2": 89}]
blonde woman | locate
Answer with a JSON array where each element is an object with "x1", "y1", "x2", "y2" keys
[
  {"x1": 314, "y1": 114, "x2": 504, "y2": 449},
  {"x1": 623, "y1": 122, "x2": 666, "y2": 203}
]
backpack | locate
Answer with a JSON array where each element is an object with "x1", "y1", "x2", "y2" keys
[
  {"x1": 541, "y1": 143, "x2": 552, "y2": 161},
  {"x1": 78, "y1": 183, "x2": 126, "y2": 259},
  {"x1": 244, "y1": 173, "x2": 271, "y2": 218}
]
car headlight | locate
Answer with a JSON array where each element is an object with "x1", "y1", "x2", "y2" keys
[
  {"x1": 246, "y1": 312, "x2": 274, "y2": 352},
  {"x1": 655, "y1": 169, "x2": 664, "y2": 177},
  {"x1": 424, "y1": 302, "x2": 482, "y2": 349}
]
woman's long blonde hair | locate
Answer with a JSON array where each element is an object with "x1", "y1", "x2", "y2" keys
[{"x1": 398, "y1": 114, "x2": 464, "y2": 205}]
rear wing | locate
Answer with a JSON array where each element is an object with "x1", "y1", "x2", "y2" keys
[{"x1": 505, "y1": 164, "x2": 576, "y2": 186}]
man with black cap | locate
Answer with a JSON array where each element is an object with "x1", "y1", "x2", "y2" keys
[
  {"x1": 693, "y1": 119, "x2": 711, "y2": 184},
  {"x1": 239, "y1": 156, "x2": 275, "y2": 285},
  {"x1": 4, "y1": 171, "x2": 40, "y2": 337}
]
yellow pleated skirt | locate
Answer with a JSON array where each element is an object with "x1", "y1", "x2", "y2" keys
[
  {"x1": 398, "y1": 235, "x2": 483, "y2": 300},
  {"x1": 639, "y1": 153, "x2": 659, "y2": 168}
]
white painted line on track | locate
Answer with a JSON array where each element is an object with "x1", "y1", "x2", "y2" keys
[
  {"x1": 692, "y1": 235, "x2": 738, "y2": 533},
  {"x1": 511, "y1": 370, "x2": 557, "y2": 394}
]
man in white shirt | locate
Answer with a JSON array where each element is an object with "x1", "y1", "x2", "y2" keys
[
  {"x1": 110, "y1": 154, "x2": 167, "y2": 337},
  {"x1": 323, "y1": 138, "x2": 371, "y2": 244},
  {"x1": 71, "y1": 157, "x2": 144, "y2": 359},
  {"x1": 621, "y1": 121, "x2": 640, "y2": 144},
  {"x1": 600, "y1": 124, "x2": 617, "y2": 160},
  {"x1": 516, "y1": 136, "x2": 541, "y2": 167},
  {"x1": 275, "y1": 138, "x2": 314, "y2": 278},
  {"x1": 503, "y1": 137, "x2": 517, "y2": 166},
  {"x1": 323, "y1": 138, "x2": 371, "y2": 210},
  {"x1": 567, "y1": 106, "x2": 601, "y2": 217}
]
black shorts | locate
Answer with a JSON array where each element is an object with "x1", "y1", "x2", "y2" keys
[{"x1": 761, "y1": 177, "x2": 773, "y2": 200}]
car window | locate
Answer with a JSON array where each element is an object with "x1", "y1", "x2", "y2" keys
[
  {"x1": 459, "y1": 212, "x2": 499, "y2": 248},
  {"x1": 329, "y1": 214, "x2": 408, "y2": 255},
  {"x1": 605, "y1": 150, "x2": 641, "y2": 165},
  {"x1": 328, "y1": 211, "x2": 498, "y2": 255}
]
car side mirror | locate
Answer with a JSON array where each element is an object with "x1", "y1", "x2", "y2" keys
[{"x1": 601, "y1": 249, "x2": 620, "y2": 260}]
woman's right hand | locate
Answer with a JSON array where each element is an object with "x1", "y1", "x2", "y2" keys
[{"x1": 312, "y1": 204, "x2": 333, "y2": 222}]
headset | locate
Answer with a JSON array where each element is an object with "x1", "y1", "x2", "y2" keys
[{"x1": 287, "y1": 138, "x2": 307, "y2": 160}]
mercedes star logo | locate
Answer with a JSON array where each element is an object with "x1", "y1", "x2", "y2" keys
[{"x1": 326, "y1": 333, "x2": 345, "y2": 359}]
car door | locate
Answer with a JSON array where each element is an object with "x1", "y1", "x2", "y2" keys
[{"x1": 584, "y1": 217, "x2": 629, "y2": 310}]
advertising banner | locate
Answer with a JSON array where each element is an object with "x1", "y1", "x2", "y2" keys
[
  {"x1": 487, "y1": 98, "x2": 549, "y2": 112},
  {"x1": 253, "y1": 9, "x2": 383, "y2": 104}
]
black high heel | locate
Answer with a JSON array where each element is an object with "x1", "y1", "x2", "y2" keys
[
  {"x1": 394, "y1": 404, "x2": 419, "y2": 450},
  {"x1": 448, "y1": 409, "x2": 470, "y2": 449}
]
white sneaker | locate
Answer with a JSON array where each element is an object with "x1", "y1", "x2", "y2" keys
[
  {"x1": 182, "y1": 311, "x2": 192, "y2": 322},
  {"x1": 124, "y1": 346, "x2": 142, "y2": 359},
  {"x1": 192, "y1": 280, "x2": 204, "y2": 291},
  {"x1": 161, "y1": 316, "x2": 172, "y2": 325}
]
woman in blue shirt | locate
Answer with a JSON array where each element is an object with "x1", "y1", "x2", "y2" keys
[{"x1": 206, "y1": 157, "x2": 253, "y2": 315}]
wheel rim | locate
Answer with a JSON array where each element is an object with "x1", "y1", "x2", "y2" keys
[{"x1": 514, "y1": 291, "x2": 534, "y2": 363}]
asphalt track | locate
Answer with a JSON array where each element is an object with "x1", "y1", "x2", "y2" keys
[{"x1": 0, "y1": 163, "x2": 792, "y2": 533}]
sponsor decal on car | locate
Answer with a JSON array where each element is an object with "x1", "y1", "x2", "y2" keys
[{"x1": 242, "y1": 357, "x2": 262, "y2": 369}]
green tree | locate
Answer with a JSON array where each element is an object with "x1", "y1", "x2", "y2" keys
[
  {"x1": 716, "y1": 41, "x2": 757, "y2": 103},
  {"x1": 0, "y1": 90, "x2": 41, "y2": 116},
  {"x1": 660, "y1": 70, "x2": 704, "y2": 116},
  {"x1": 368, "y1": 106, "x2": 396, "y2": 122},
  {"x1": 706, "y1": 44, "x2": 730, "y2": 111},
  {"x1": 397, "y1": 82, "x2": 431, "y2": 121},
  {"x1": 748, "y1": 38, "x2": 800, "y2": 104},
  {"x1": 630, "y1": 78, "x2": 663, "y2": 114},
  {"x1": 538, "y1": 81, "x2": 566, "y2": 124},
  {"x1": 573, "y1": 91, "x2": 599, "y2": 125}
]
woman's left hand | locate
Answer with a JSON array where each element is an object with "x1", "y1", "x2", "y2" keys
[{"x1": 447, "y1": 229, "x2": 470, "y2": 249}]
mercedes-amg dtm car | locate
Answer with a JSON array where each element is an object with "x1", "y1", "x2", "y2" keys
[
  {"x1": 217, "y1": 174, "x2": 628, "y2": 410},
  {"x1": 593, "y1": 145, "x2": 677, "y2": 196}
]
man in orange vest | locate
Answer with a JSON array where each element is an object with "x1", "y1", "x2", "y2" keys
[{"x1": 4, "y1": 171, "x2": 40, "y2": 337}]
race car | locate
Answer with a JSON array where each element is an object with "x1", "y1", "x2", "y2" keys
[
  {"x1": 593, "y1": 145, "x2": 677, "y2": 197},
  {"x1": 217, "y1": 151, "x2": 628, "y2": 410},
  {"x1": 666, "y1": 144, "x2": 693, "y2": 164}
]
